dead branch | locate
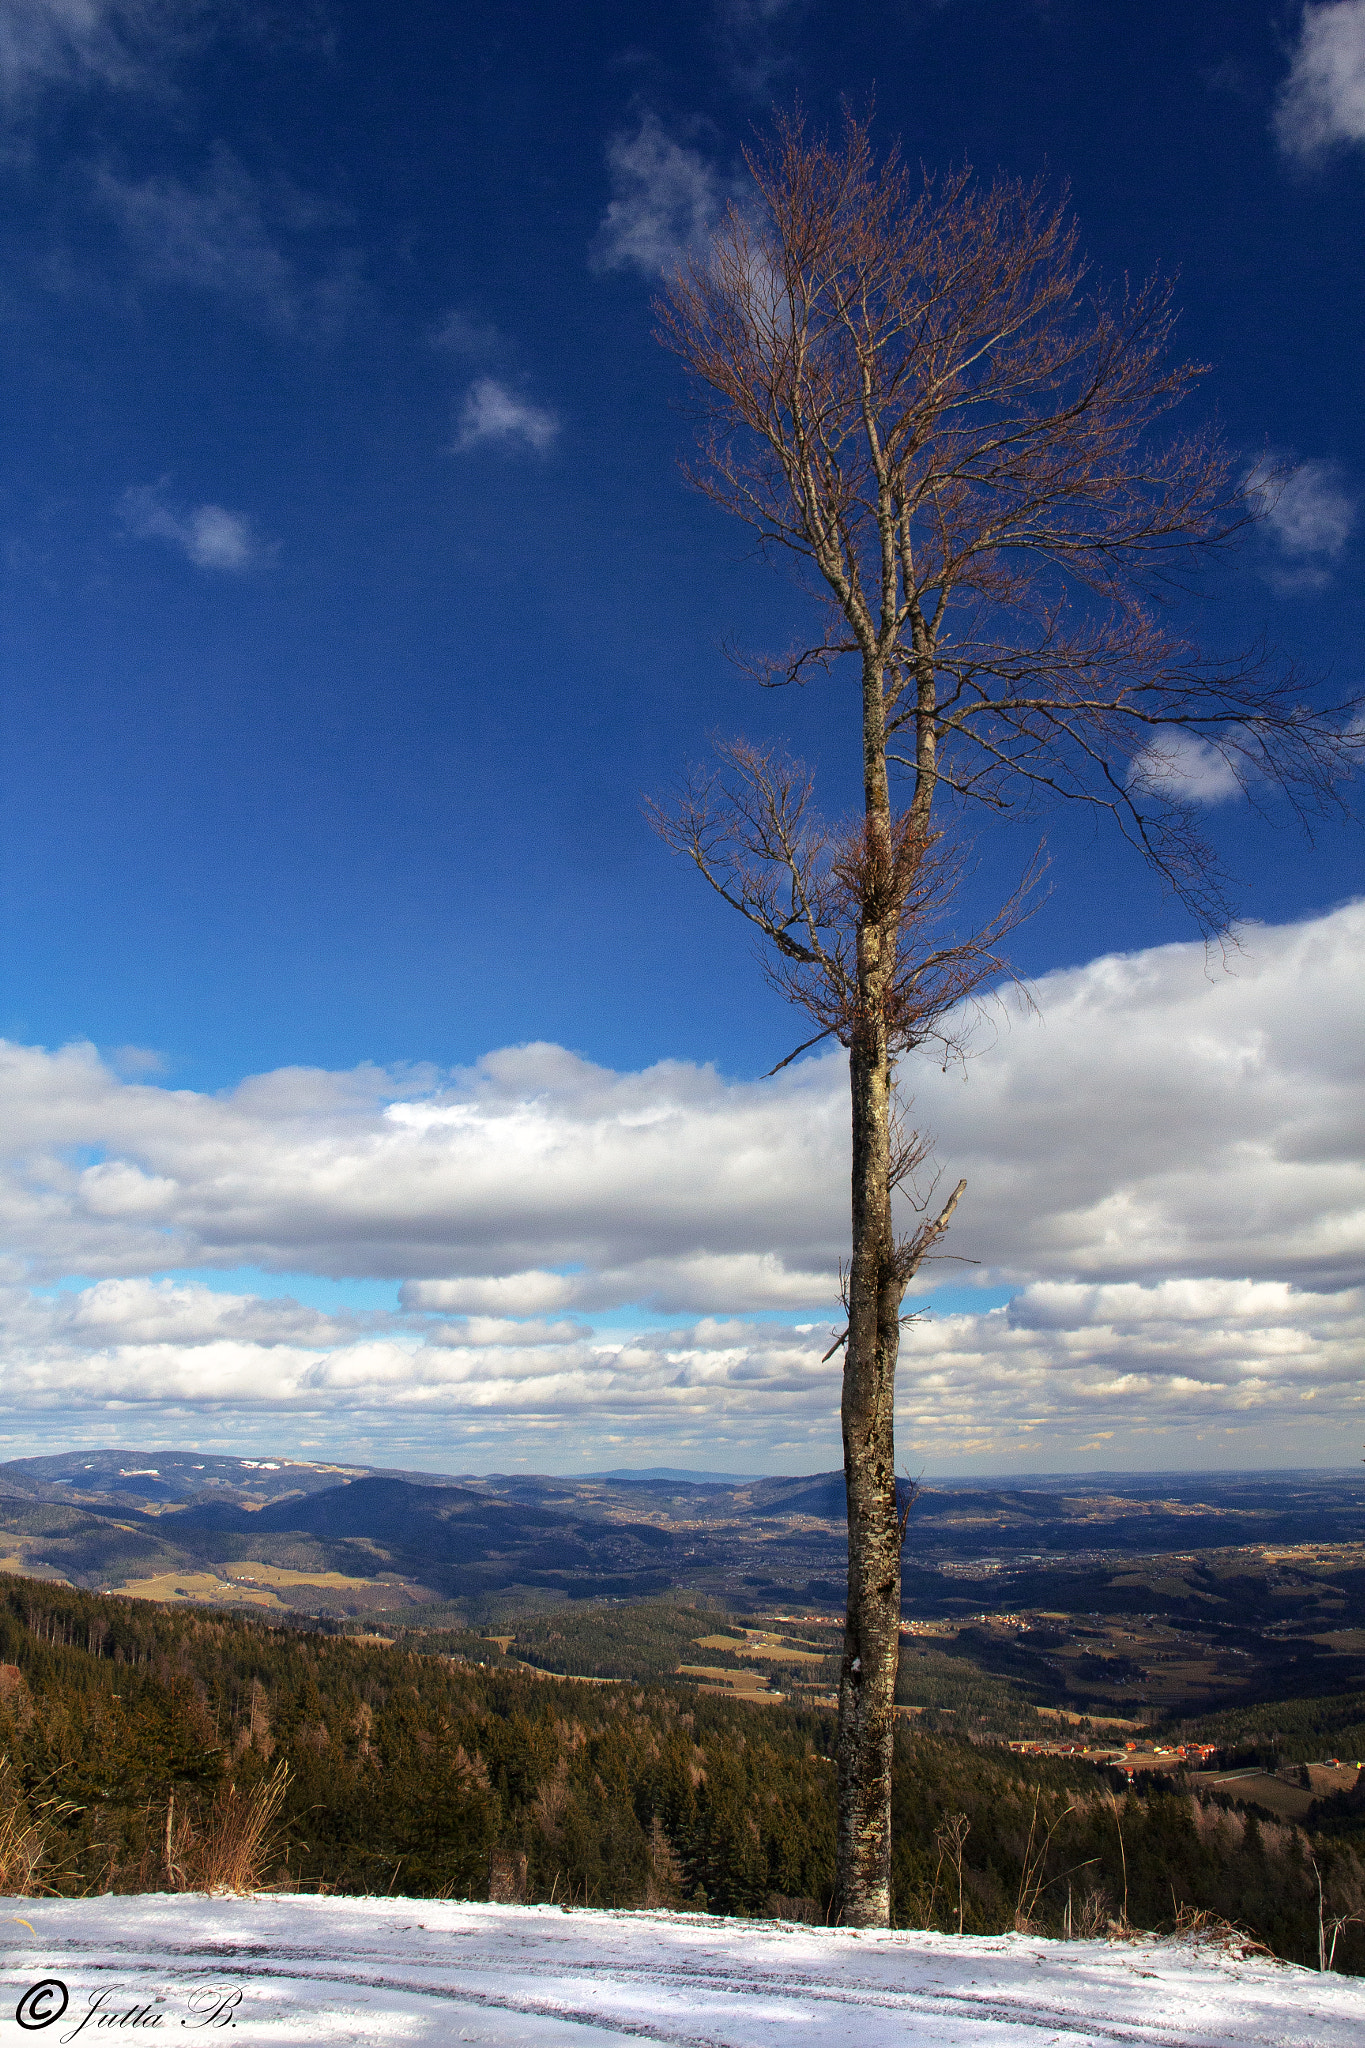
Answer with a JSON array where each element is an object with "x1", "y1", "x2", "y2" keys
[{"x1": 892, "y1": 1177, "x2": 967, "y2": 1294}]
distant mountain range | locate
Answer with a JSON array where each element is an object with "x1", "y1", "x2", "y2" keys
[
  {"x1": 2, "y1": 1447, "x2": 1363, "y2": 1623},
  {"x1": 586, "y1": 1467, "x2": 762, "y2": 1483}
]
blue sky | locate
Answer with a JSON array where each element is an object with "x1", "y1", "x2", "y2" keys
[{"x1": 0, "y1": 1, "x2": 1361, "y2": 1476}]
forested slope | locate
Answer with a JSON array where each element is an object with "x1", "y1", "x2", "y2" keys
[{"x1": 2, "y1": 1574, "x2": 1363, "y2": 1972}]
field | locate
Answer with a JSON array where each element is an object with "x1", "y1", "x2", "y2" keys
[
  {"x1": 1184, "y1": 1762, "x2": 1363, "y2": 1822},
  {"x1": 112, "y1": 1570, "x2": 283, "y2": 1607},
  {"x1": 676, "y1": 1663, "x2": 778, "y2": 1697},
  {"x1": 693, "y1": 1628, "x2": 826, "y2": 1664}
]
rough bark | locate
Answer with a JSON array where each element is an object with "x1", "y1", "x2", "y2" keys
[
  {"x1": 836, "y1": 1027, "x2": 901, "y2": 1923},
  {"x1": 835, "y1": 651, "x2": 903, "y2": 1924}
]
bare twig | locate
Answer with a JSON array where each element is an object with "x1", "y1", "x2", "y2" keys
[{"x1": 764, "y1": 1026, "x2": 836, "y2": 1076}]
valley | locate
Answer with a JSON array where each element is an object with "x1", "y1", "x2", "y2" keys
[{"x1": 6, "y1": 1449, "x2": 1362, "y2": 1733}]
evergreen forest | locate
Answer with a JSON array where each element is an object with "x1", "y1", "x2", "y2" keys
[{"x1": 2, "y1": 1576, "x2": 1364, "y2": 1975}]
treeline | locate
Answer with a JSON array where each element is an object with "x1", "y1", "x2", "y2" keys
[
  {"x1": 381, "y1": 1600, "x2": 757, "y2": 1684},
  {"x1": 1180, "y1": 1687, "x2": 1365, "y2": 1765},
  {"x1": 389, "y1": 1600, "x2": 1044, "y2": 1734},
  {"x1": 1, "y1": 1577, "x2": 1363, "y2": 1971},
  {"x1": 896, "y1": 1638, "x2": 1044, "y2": 1734}
]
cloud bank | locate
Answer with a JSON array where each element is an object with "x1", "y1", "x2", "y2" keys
[
  {"x1": 1, "y1": 903, "x2": 1361, "y2": 1469},
  {"x1": 3, "y1": 1270, "x2": 1362, "y2": 1474}
]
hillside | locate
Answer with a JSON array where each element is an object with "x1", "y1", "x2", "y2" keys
[
  {"x1": 4, "y1": 1572, "x2": 1365, "y2": 1973},
  {"x1": 3, "y1": 1896, "x2": 1363, "y2": 2045},
  {"x1": 6, "y1": 1449, "x2": 1365, "y2": 1619},
  {"x1": 6, "y1": 1452, "x2": 1365, "y2": 1724}
]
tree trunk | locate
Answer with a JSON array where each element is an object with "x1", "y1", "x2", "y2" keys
[{"x1": 834, "y1": 1014, "x2": 903, "y2": 1926}]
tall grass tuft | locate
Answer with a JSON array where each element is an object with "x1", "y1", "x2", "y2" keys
[
  {"x1": 0, "y1": 1758, "x2": 73, "y2": 1896},
  {"x1": 188, "y1": 1762, "x2": 291, "y2": 1895}
]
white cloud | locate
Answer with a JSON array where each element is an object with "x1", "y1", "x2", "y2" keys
[
  {"x1": 1126, "y1": 731, "x2": 1244, "y2": 806},
  {"x1": 0, "y1": 1036, "x2": 846, "y2": 1295},
  {"x1": 120, "y1": 481, "x2": 260, "y2": 569},
  {"x1": 921, "y1": 906, "x2": 1365, "y2": 1294},
  {"x1": 92, "y1": 145, "x2": 353, "y2": 328},
  {"x1": 2, "y1": 903, "x2": 1363, "y2": 1300},
  {"x1": 892, "y1": 1275, "x2": 1365, "y2": 1469},
  {"x1": 93, "y1": 147, "x2": 286, "y2": 304},
  {"x1": 590, "y1": 113, "x2": 725, "y2": 278},
  {"x1": 1246, "y1": 455, "x2": 1356, "y2": 590},
  {"x1": 0, "y1": 6, "x2": 311, "y2": 110},
  {"x1": 2, "y1": 1272, "x2": 1363, "y2": 1473},
  {"x1": 402, "y1": 1252, "x2": 838, "y2": 1318},
  {"x1": 0, "y1": 0, "x2": 177, "y2": 98},
  {"x1": 453, "y1": 377, "x2": 559, "y2": 454},
  {"x1": 1, "y1": 904, "x2": 1362, "y2": 1466},
  {"x1": 432, "y1": 307, "x2": 501, "y2": 358},
  {"x1": 1275, "y1": 1, "x2": 1365, "y2": 159},
  {"x1": 713, "y1": 0, "x2": 805, "y2": 95}
]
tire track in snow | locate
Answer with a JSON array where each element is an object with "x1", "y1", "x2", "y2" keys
[{"x1": 4, "y1": 1896, "x2": 1362, "y2": 2047}]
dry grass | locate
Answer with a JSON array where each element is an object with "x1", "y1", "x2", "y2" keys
[
  {"x1": 0, "y1": 1758, "x2": 74, "y2": 1896},
  {"x1": 223, "y1": 1563, "x2": 415, "y2": 1593},
  {"x1": 1188, "y1": 1770, "x2": 1316, "y2": 1822},
  {"x1": 676, "y1": 1663, "x2": 773, "y2": 1694},
  {"x1": 113, "y1": 1565, "x2": 434, "y2": 1614},
  {"x1": 1172, "y1": 1902, "x2": 1274, "y2": 1960},
  {"x1": 173, "y1": 1763, "x2": 291, "y2": 1894}
]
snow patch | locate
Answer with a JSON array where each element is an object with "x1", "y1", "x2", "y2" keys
[{"x1": 2, "y1": 1893, "x2": 1363, "y2": 2044}]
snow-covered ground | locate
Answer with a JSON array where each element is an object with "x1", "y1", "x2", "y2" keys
[{"x1": 3, "y1": 1895, "x2": 1364, "y2": 2046}]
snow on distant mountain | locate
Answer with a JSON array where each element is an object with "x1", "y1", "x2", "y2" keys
[
  {"x1": 585, "y1": 1467, "x2": 762, "y2": 1483},
  {"x1": 2, "y1": 1895, "x2": 1362, "y2": 2045}
]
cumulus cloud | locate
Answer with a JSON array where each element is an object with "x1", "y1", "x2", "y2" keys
[
  {"x1": 1126, "y1": 730, "x2": 1244, "y2": 806},
  {"x1": 1275, "y1": 1, "x2": 1365, "y2": 159},
  {"x1": 0, "y1": 1036, "x2": 847, "y2": 1295},
  {"x1": 590, "y1": 113, "x2": 726, "y2": 277},
  {"x1": 2, "y1": 903, "x2": 1363, "y2": 1299},
  {"x1": 402, "y1": 1252, "x2": 837, "y2": 1318},
  {"x1": 892, "y1": 1276, "x2": 1365, "y2": 1468},
  {"x1": 452, "y1": 377, "x2": 559, "y2": 454},
  {"x1": 1, "y1": 903, "x2": 1362, "y2": 1466},
  {"x1": 922, "y1": 906, "x2": 1365, "y2": 1294},
  {"x1": 119, "y1": 481, "x2": 261, "y2": 569},
  {"x1": 1246, "y1": 454, "x2": 1356, "y2": 590}
]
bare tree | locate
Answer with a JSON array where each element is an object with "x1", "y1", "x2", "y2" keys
[{"x1": 653, "y1": 109, "x2": 1358, "y2": 1928}]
